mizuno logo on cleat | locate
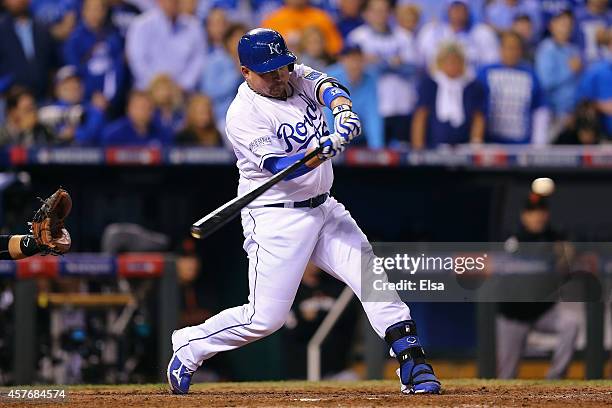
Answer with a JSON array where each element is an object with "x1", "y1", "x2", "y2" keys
[{"x1": 172, "y1": 366, "x2": 182, "y2": 383}]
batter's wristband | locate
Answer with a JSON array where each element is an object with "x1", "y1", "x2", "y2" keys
[
  {"x1": 322, "y1": 86, "x2": 350, "y2": 109},
  {"x1": 20, "y1": 235, "x2": 40, "y2": 256}
]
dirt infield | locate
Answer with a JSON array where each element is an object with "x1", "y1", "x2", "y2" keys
[{"x1": 3, "y1": 380, "x2": 612, "y2": 407}]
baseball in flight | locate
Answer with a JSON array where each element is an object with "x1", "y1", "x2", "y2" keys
[{"x1": 531, "y1": 177, "x2": 555, "y2": 196}]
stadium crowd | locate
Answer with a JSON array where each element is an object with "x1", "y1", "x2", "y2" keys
[{"x1": 0, "y1": 0, "x2": 610, "y2": 149}]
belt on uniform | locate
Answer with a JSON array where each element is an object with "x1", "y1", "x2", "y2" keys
[{"x1": 263, "y1": 193, "x2": 329, "y2": 209}]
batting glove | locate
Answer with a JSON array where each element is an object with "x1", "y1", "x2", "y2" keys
[
  {"x1": 333, "y1": 104, "x2": 361, "y2": 144},
  {"x1": 317, "y1": 133, "x2": 346, "y2": 160}
]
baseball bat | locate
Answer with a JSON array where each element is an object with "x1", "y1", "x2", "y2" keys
[{"x1": 191, "y1": 147, "x2": 322, "y2": 240}]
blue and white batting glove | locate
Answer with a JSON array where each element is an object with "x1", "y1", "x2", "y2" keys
[
  {"x1": 333, "y1": 104, "x2": 361, "y2": 144},
  {"x1": 317, "y1": 133, "x2": 346, "y2": 160}
]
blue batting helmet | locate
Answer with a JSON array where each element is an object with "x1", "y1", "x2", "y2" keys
[{"x1": 238, "y1": 28, "x2": 297, "y2": 74}]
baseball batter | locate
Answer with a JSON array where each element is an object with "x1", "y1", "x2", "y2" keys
[{"x1": 167, "y1": 28, "x2": 440, "y2": 395}]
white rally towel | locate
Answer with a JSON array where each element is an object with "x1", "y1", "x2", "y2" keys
[{"x1": 432, "y1": 69, "x2": 474, "y2": 128}]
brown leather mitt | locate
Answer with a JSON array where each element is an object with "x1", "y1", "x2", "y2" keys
[{"x1": 30, "y1": 188, "x2": 72, "y2": 255}]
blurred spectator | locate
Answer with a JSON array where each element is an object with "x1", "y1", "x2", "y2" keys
[
  {"x1": 299, "y1": 26, "x2": 335, "y2": 71},
  {"x1": 200, "y1": 23, "x2": 245, "y2": 133},
  {"x1": 205, "y1": 8, "x2": 229, "y2": 54},
  {"x1": 348, "y1": 0, "x2": 421, "y2": 146},
  {"x1": 175, "y1": 238, "x2": 214, "y2": 327},
  {"x1": 497, "y1": 193, "x2": 578, "y2": 380},
  {"x1": 129, "y1": 0, "x2": 157, "y2": 10},
  {"x1": 262, "y1": 0, "x2": 343, "y2": 56},
  {"x1": 397, "y1": 0, "x2": 488, "y2": 25},
  {"x1": 0, "y1": 0, "x2": 58, "y2": 99},
  {"x1": 63, "y1": 0, "x2": 126, "y2": 115},
  {"x1": 512, "y1": 14, "x2": 537, "y2": 62},
  {"x1": 148, "y1": 74, "x2": 184, "y2": 133},
  {"x1": 575, "y1": 0, "x2": 612, "y2": 64},
  {"x1": 540, "y1": 0, "x2": 581, "y2": 30},
  {"x1": 38, "y1": 66, "x2": 106, "y2": 145},
  {"x1": 335, "y1": 0, "x2": 364, "y2": 39},
  {"x1": 175, "y1": 94, "x2": 222, "y2": 146},
  {"x1": 417, "y1": 0, "x2": 499, "y2": 69},
  {"x1": 326, "y1": 45, "x2": 383, "y2": 148},
  {"x1": 31, "y1": 0, "x2": 78, "y2": 41},
  {"x1": 308, "y1": 0, "x2": 337, "y2": 14},
  {"x1": 576, "y1": 38, "x2": 612, "y2": 136},
  {"x1": 535, "y1": 9, "x2": 583, "y2": 133},
  {"x1": 0, "y1": 86, "x2": 54, "y2": 146},
  {"x1": 555, "y1": 100, "x2": 605, "y2": 144},
  {"x1": 196, "y1": 0, "x2": 258, "y2": 27},
  {"x1": 485, "y1": 0, "x2": 542, "y2": 37},
  {"x1": 108, "y1": 0, "x2": 148, "y2": 38},
  {"x1": 101, "y1": 90, "x2": 172, "y2": 145},
  {"x1": 395, "y1": 2, "x2": 421, "y2": 35},
  {"x1": 411, "y1": 42, "x2": 485, "y2": 149},
  {"x1": 179, "y1": 0, "x2": 197, "y2": 16},
  {"x1": 126, "y1": 0, "x2": 205, "y2": 91},
  {"x1": 478, "y1": 31, "x2": 549, "y2": 145}
]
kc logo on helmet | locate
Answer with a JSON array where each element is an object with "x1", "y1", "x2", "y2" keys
[{"x1": 268, "y1": 43, "x2": 282, "y2": 55}]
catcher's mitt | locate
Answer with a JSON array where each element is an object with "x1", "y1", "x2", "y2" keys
[{"x1": 30, "y1": 188, "x2": 72, "y2": 255}]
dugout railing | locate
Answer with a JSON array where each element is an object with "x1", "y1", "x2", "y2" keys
[{"x1": 1, "y1": 253, "x2": 179, "y2": 385}]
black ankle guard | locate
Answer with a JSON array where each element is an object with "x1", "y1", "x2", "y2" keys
[
  {"x1": 385, "y1": 320, "x2": 426, "y2": 366},
  {"x1": 384, "y1": 320, "x2": 418, "y2": 344}
]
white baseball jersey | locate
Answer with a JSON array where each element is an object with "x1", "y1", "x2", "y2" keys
[{"x1": 225, "y1": 64, "x2": 334, "y2": 205}]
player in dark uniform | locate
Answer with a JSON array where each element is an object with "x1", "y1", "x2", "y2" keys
[{"x1": 497, "y1": 193, "x2": 579, "y2": 379}]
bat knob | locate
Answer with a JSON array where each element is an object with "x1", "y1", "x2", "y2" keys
[{"x1": 190, "y1": 226, "x2": 202, "y2": 239}]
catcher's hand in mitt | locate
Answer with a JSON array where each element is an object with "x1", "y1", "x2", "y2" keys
[{"x1": 30, "y1": 188, "x2": 72, "y2": 255}]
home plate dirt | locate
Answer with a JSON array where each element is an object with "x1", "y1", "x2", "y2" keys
[{"x1": 3, "y1": 379, "x2": 612, "y2": 407}]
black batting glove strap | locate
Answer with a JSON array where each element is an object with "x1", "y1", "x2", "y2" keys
[
  {"x1": 384, "y1": 320, "x2": 418, "y2": 344},
  {"x1": 332, "y1": 104, "x2": 351, "y2": 116}
]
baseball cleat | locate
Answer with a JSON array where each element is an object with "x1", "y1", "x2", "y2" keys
[
  {"x1": 396, "y1": 364, "x2": 441, "y2": 394},
  {"x1": 167, "y1": 353, "x2": 194, "y2": 394}
]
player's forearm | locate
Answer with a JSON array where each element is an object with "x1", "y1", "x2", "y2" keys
[
  {"x1": 264, "y1": 153, "x2": 319, "y2": 179},
  {"x1": 0, "y1": 235, "x2": 40, "y2": 260},
  {"x1": 469, "y1": 112, "x2": 485, "y2": 144},
  {"x1": 596, "y1": 100, "x2": 612, "y2": 115},
  {"x1": 411, "y1": 108, "x2": 428, "y2": 150},
  {"x1": 531, "y1": 107, "x2": 551, "y2": 146}
]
